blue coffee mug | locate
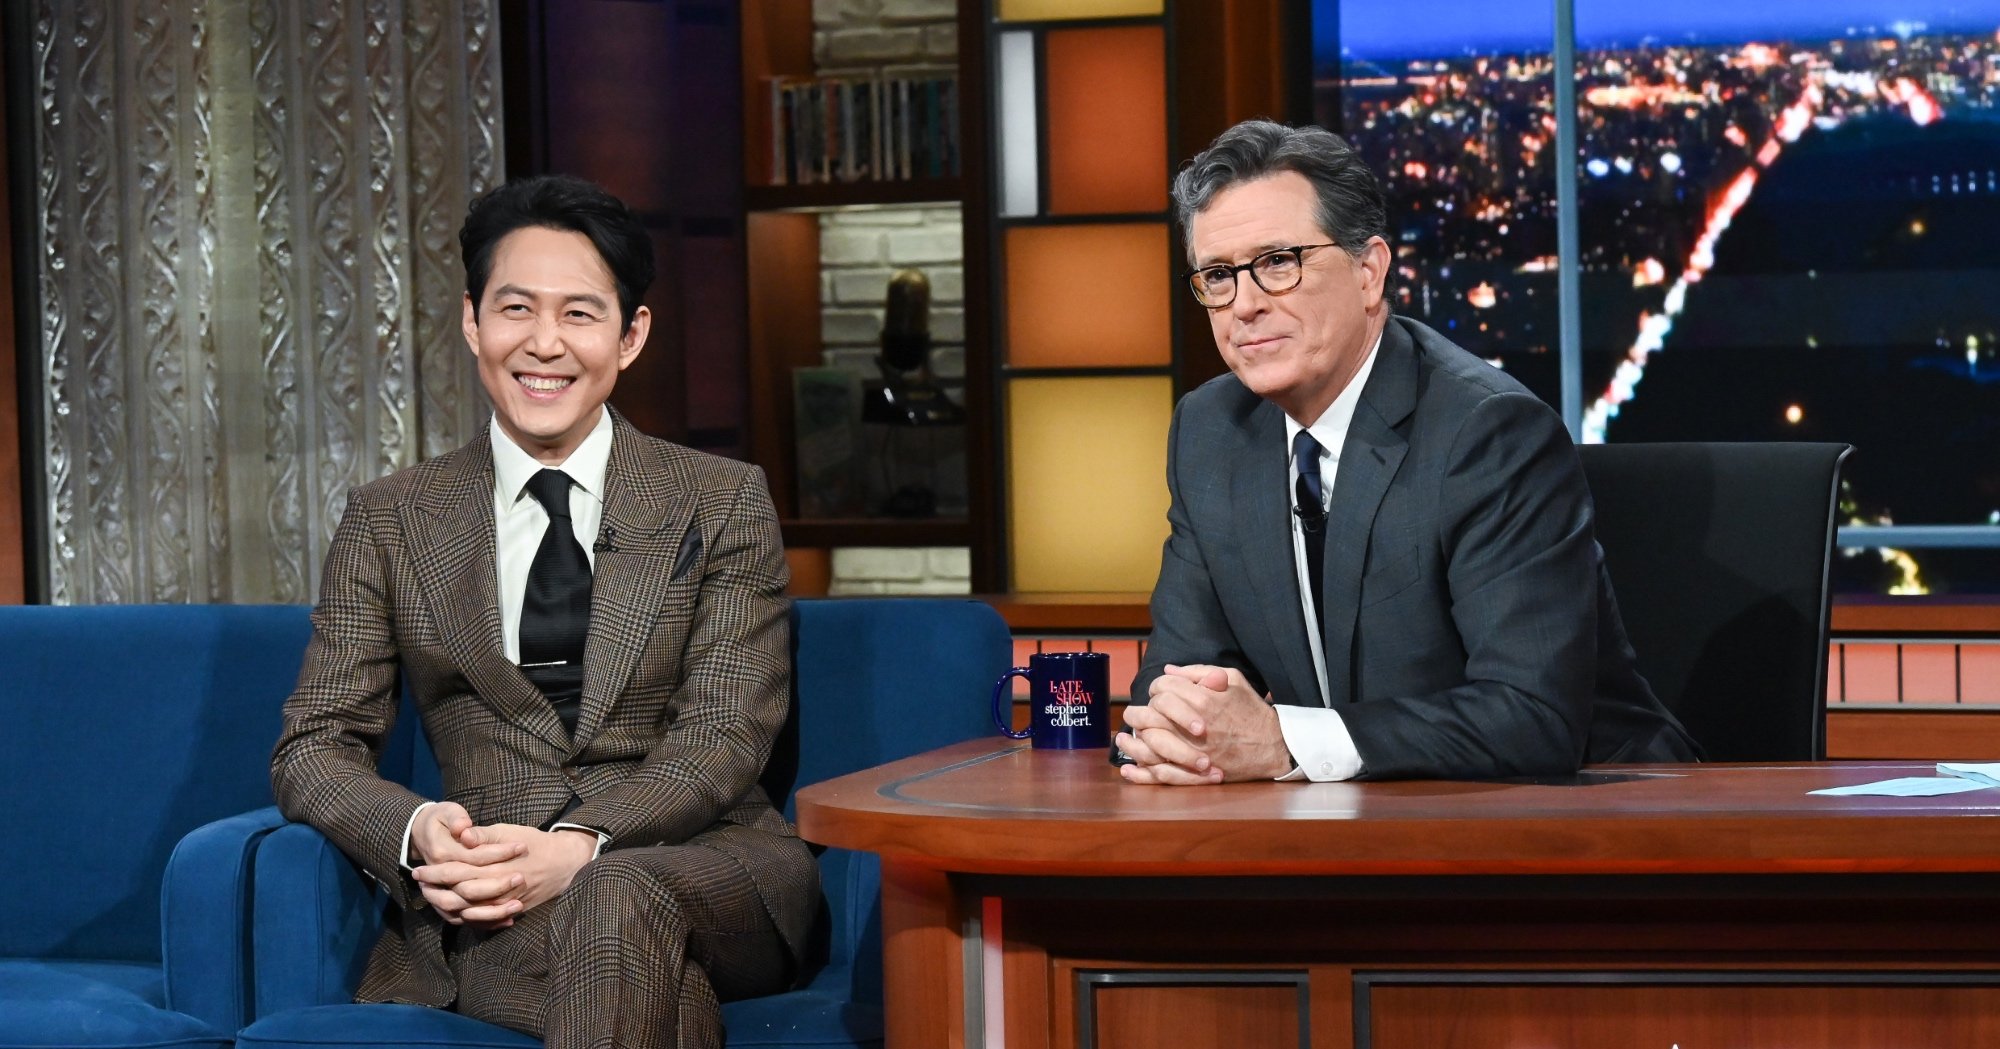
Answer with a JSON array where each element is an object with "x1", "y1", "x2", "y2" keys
[{"x1": 991, "y1": 651, "x2": 1112, "y2": 749}]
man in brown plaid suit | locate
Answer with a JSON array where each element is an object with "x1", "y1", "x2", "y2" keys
[{"x1": 271, "y1": 175, "x2": 817, "y2": 1048}]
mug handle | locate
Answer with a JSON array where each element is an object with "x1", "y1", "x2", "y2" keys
[{"x1": 991, "y1": 667, "x2": 1033, "y2": 739}]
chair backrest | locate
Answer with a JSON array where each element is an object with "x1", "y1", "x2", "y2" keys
[
  {"x1": 1577, "y1": 442, "x2": 1850, "y2": 762},
  {"x1": 764, "y1": 598, "x2": 1011, "y2": 815},
  {"x1": 0, "y1": 603, "x2": 314, "y2": 962},
  {"x1": 762, "y1": 597, "x2": 1011, "y2": 1005}
]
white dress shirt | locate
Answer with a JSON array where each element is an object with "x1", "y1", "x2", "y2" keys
[
  {"x1": 491, "y1": 409, "x2": 613, "y2": 661},
  {"x1": 1272, "y1": 334, "x2": 1380, "y2": 782},
  {"x1": 401, "y1": 409, "x2": 616, "y2": 868}
]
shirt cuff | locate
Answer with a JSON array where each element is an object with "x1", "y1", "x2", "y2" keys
[
  {"x1": 1272, "y1": 705, "x2": 1365, "y2": 782},
  {"x1": 550, "y1": 823, "x2": 611, "y2": 859},
  {"x1": 400, "y1": 801, "x2": 435, "y2": 871}
]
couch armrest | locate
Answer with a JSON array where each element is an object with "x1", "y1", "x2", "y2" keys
[
  {"x1": 162, "y1": 805, "x2": 291, "y2": 1031},
  {"x1": 250, "y1": 820, "x2": 388, "y2": 1017}
]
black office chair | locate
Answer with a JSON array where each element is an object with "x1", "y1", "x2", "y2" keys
[{"x1": 1577, "y1": 442, "x2": 1851, "y2": 762}]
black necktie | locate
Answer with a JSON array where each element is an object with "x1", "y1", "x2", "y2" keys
[
  {"x1": 519, "y1": 469, "x2": 590, "y2": 735},
  {"x1": 1293, "y1": 431, "x2": 1327, "y2": 637}
]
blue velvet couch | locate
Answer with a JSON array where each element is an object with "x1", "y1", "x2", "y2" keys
[
  {"x1": 232, "y1": 597, "x2": 1010, "y2": 1049},
  {"x1": 0, "y1": 604, "x2": 314, "y2": 1049}
]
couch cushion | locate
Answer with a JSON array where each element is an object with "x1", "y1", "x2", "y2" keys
[
  {"x1": 235, "y1": 990, "x2": 885, "y2": 1049},
  {"x1": 0, "y1": 959, "x2": 229, "y2": 1049},
  {"x1": 236, "y1": 1005, "x2": 538, "y2": 1049},
  {"x1": 721, "y1": 985, "x2": 884, "y2": 1047}
]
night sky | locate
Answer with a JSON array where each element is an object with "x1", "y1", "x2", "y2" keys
[{"x1": 1321, "y1": 0, "x2": 2000, "y2": 61}]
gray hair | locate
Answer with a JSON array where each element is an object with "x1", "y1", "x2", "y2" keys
[{"x1": 1171, "y1": 120, "x2": 1390, "y2": 275}]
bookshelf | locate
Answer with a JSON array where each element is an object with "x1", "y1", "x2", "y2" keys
[{"x1": 739, "y1": 0, "x2": 997, "y2": 585}]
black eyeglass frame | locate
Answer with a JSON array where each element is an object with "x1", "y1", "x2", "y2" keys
[{"x1": 1183, "y1": 243, "x2": 1340, "y2": 309}]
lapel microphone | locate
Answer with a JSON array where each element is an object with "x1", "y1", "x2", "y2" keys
[
  {"x1": 593, "y1": 526, "x2": 618, "y2": 554},
  {"x1": 1293, "y1": 502, "x2": 1326, "y2": 534}
]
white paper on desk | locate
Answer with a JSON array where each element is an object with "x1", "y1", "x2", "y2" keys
[
  {"x1": 1937, "y1": 761, "x2": 2000, "y2": 787},
  {"x1": 1809, "y1": 776, "x2": 1995, "y2": 797}
]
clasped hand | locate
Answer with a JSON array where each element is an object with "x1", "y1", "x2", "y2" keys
[
  {"x1": 408, "y1": 802, "x2": 598, "y2": 928},
  {"x1": 1117, "y1": 663, "x2": 1292, "y2": 785}
]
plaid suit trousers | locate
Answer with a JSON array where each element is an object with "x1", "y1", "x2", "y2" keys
[{"x1": 448, "y1": 823, "x2": 807, "y2": 1049}]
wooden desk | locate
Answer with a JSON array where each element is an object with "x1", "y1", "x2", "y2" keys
[
  {"x1": 976, "y1": 593, "x2": 2000, "y2": 636},
  {"x1": 797, "y1": 741, "x2": 2000, "y2": 1049}
]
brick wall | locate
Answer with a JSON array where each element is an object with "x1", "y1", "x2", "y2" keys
[
  {"x1": 817, "y1": 207, "x2": 965, "y2": 385},
  {"x1": 813, "y1": 0, "x2": 957, "y2": 67},
  {"x1": 814, "y1": 0, "x2": 970, "y2": 596},
  {"x1": 828, "y1": 546, "x2": 972, "y2": 595}
]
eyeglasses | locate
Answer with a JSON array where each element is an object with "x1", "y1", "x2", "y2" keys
[{"x1": 1184, "y1": 244, "x2": 1339, "y2": 309}]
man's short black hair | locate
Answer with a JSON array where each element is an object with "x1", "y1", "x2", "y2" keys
[{"x1": 459, "y1": 174, "x2": 655, "y2": 331}]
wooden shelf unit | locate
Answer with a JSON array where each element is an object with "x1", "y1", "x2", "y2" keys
[
  {"x1": 743, "y1": 179, "x2": 963, "y2": 213},
  {"x1": 739, "y1": 0, "x2": 994, "y2": 580}
]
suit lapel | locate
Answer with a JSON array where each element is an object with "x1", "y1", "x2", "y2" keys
[
  {"x1": 1226, "y1": 398, "x2": 1323, "y2": 707},
  {"x1": 1319, "y1": 321, "x2": 1416, "y2": 706},
  {"x1": 399, "y1": 430, "x2": 570, "y2": 751},
  {"x1": 574, "y1": 415, "x2": 697, "y2": 748}
]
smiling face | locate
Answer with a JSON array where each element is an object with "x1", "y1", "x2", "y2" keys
[
  {"x1": 465, "y1": 225, "x2": 648, "y2": 465},
  {"x1": 1188, "y1": 171, "x2": 1390, "y2": 425}
]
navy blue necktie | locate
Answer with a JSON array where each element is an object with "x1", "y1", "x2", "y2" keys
[
  {"x1": 519, "y1": 469, "x2": 590, "y2": 735},
  {"x1": 1293, "y1": 431, "x2": 1327, "y2": 637}
]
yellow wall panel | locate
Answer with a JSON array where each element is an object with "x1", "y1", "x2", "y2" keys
[
  {"x1": 998, "y1": 0, "x2": 1162, "y2": 20},
  {"x1": 1007, "y1": 376, "x2": 1172, "y2": 593},
  {"x1": 1045, "y1": 26, "x2": 1166, "y2": 215},
  {"x1": 1005, "y1": 224, "x2": 1171, "y2": 367}
]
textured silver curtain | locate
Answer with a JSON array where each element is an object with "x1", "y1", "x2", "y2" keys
[{"x1": 30, "y1": 0, "x2": 503, "y2": 603}]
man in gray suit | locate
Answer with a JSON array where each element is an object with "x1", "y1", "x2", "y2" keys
[{"x1": 1118, "y1": 120, "x2": 1698, "y2": 785}]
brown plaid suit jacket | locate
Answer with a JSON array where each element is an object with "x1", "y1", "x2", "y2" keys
[{"x1": 271, "y1": 414, "x2": 815, "y2": 1009}]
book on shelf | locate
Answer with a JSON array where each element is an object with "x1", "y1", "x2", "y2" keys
[{"x1": 764, "y1": 69, "x2": 960, "y2": 188}]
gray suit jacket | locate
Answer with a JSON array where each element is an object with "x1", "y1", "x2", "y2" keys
[{"x1": 1136, "y1": 316, "x2": 1698, "y2": 779}]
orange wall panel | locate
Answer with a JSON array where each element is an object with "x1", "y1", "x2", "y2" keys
[
  {"x1": 1007, "y1": 376, "x2": 1172, "y2": 593},
  {"x1": 1004, "y1": 224, "x2": 1171, "y2": 367},
  {"x1": 999, "y1": 0, "x2": 1162, "y2": 19},
  {"x1": 1900, "y1": 644, "x2": 1959, "y2": 704},
  {"x1": 1045, "y1": 26, "x2": 1167, "y2": 215},
  {"x1": 1963, "y1": 645, "x2": 2000, "y2": 704},
  {"x1": 1841, "y1": 644, "x2": 1901, "y2": 703},
  {"x1": 1096, "y1": 638, "x2": 1143, "y2": 700},
  {"x1": 1011, "y1": 638, "x2": 1038, "y2": 699}
]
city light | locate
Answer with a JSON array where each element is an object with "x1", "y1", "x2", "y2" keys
[{"x1": 1334, "y1": 22, "x2": 2000, "y2": 543}]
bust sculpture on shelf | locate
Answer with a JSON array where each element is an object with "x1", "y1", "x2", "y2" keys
[{"x1": 863, "y1": 268, "x2": 966, "y2": 517}]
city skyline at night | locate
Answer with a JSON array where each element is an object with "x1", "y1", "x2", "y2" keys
[
  {"x1": 1324, "y1": 1, "x2": 2000, "y2": 61},
  {"x1": 1312, "y1": 1, "x2": 2000, "y2": 592}
]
